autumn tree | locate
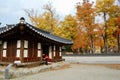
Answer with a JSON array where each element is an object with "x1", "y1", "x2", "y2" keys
[
  {"x1": 59, "y1": 15, "x2": 77, "y2": 40},
  {"x1": 72, "y1": 26, "x2": 90, "y2": 53},
  {"x1": 96, "y1": 0, "x2": 120, "y2": 53},
  {"x1": 25, "y1": 2, "x2": 59, "y2": 34},
  {"x1": 116, "y1": 16, "x2": 120, "y2": 53},
  {"x1": 116, "y1": 0, "x2": 120, "y2": 53},
  {"x1": 74, "y1": 0, "x2": 97, "y2": 54}
]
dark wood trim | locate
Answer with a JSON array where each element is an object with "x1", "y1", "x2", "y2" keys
[
  {"x1": 20, "y1": 39, "x2": 24, "y2": 62},
  {"x1": 7, "y1": 40, "x2": 17, "y2": 59}
]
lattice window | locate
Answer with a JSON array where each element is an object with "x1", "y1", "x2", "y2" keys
[
  {"x1": 37, "y1": 43, "x2": 41, "y2": 57},
  {"x1": 3, "y1": 41, "x2": 7, "y2": 57},
  {"x1": 24, "y1": 40, "x2": 28, "y2": 48},
  {"x1": 24, "y1": 50, "x2": 28, "y2": 57},
  {"x1": 16, "y1": 40, "x2": 21, "y2": 57},
  {"x1": 24, "y1": 40, "x2": 28, "y2": 57}
]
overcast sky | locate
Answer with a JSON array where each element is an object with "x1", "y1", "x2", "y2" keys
[{"x1": 0, "y1": 0, "x2": 96, "y2": 27}]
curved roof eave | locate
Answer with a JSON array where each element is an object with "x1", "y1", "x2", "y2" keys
[
  {"x1": 0, "y1": 22, "x2": 73, "y2": 45},
  {"x1": 26, "y1": 23, "x2": 73, "y2": 45}
]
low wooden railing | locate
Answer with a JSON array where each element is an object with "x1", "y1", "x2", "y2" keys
[
  {"x1": 54, "y1": 56, "x2": 62, "y2": 59},
  {"x1": 1, "y1": 57, "x2": 15, "y2": 62},
  {"x1": 23, "y1": 57, "x2": 41, "y2": 62},
  {"x1": 1, "y1": 56, "x2": 63, "y2": 63},
  {"x1": 1, "y1": 57, "x2": 41, "y2": 62},
  {"x1": 52, "y1": 56, "x2": 62, "y2": 62}
]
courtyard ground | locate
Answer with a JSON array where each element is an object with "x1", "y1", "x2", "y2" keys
[
  {"x1": 1, "y1": 56, "x2": 120, "y2": 80},
  {"x1": 63, "y1": 56, "x2": 120, "y2": 64},
  {"x1": 11, "y1": 63, "x2": 120, "y2": 80}
]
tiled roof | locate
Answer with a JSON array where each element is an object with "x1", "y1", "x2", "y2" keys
[
  {"x1": 0, "y1": 22, "x2": 73, "y2": 45},
  {"x1": 0, "y1": 24, "x2": 15, "y2": 34}
]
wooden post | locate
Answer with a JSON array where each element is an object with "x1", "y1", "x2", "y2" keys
[
  {"x1": 59, "y1": 46, "x2": 62, "y2": 57},
  {"x1": 53, "y1": 45, "x2": 56, "y2": 57},
  {"x1": 20, "y1": 39, "x2": 24, "y2": 62},
  {"x1": 49, "y1": 46, "x2": 52, "y2": 59}
]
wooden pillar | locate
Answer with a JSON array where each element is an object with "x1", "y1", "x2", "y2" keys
[
  {"x1": 20, "y1": 39, "x2": 24, "y2": 62},
  {"x1": 49, "y1": 46, "x2": 52, "y2": 59},
  {"x1": 59, "y1": 46, "x2": 62, "y2": 57},
  {"x1": 53, "y1": 45, "x2": 56, "y2": 57}
]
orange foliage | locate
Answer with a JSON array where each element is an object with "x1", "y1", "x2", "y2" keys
[
  {"x1": 72, "y1": 30, "x2": 89, "y2": 49},
  {"x1": 73, "y1": 0, "x2": 98, "y2": 52}
]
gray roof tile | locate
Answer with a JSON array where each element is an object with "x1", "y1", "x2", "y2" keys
[{"x1": 0, "y1": 23, "x2": 73, "y2": 45}]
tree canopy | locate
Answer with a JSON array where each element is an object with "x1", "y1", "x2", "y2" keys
[{"x1": 25, "y1": 0, "x2": 120, "y2": 53}]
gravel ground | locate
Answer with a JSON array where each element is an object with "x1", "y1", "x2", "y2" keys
[
  {"x1": 11, "y1": 63, "x2": 120, "y2": 80},
  {"x1": 63, "y1": 56, "x2": 120, "y2": 64},
  {"x1": 0, "y1": 62, "x2": 69, "y2": 79}
]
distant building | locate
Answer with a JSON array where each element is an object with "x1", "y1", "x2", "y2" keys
[{"x1": 0, "y1": 17, "x2": 73, "y2": 65}]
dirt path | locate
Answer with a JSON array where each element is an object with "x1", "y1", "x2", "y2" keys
[{"x1": 12, "y1": 64, "x2": 120, "y2": 80}]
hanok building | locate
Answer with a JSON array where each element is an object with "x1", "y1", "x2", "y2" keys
[{"x1": 0, "y1": 17, "x2": 72, "y2": 65}]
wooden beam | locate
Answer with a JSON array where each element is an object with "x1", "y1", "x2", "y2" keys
[{"x1": 20, "y1": 39, "x2": 24, "y2": 62}]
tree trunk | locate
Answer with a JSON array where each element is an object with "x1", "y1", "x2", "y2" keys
[
  {"x1": 118, "y1": 34, "x2": 120, "y2": 53},
  {"x1": 103, "y1": 12, "x2": 108, "y2": 54},
  {"x1": 104, "y1": 31, "x2": 108, "y2": 54},
  {"x1": 89, "y1": 34, "x2": 94, "y2": 54}
]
